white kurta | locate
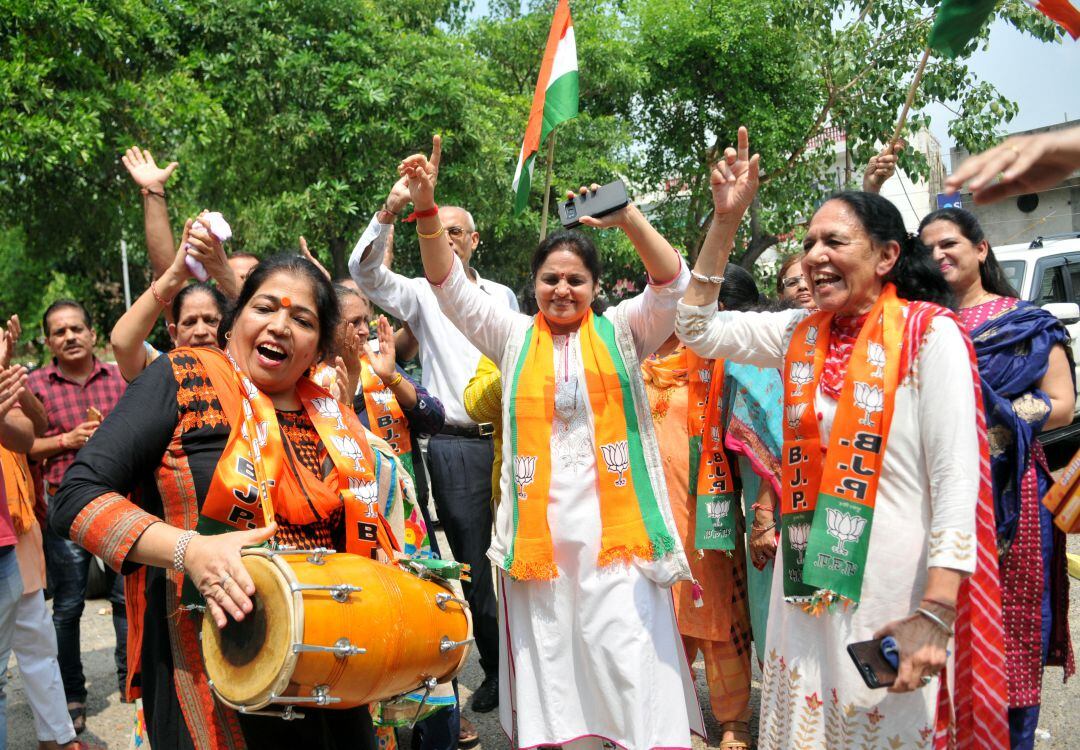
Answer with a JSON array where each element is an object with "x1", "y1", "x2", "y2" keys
[
  {"x1": 429, "y1": 257, "x2": 703, "y2": 750},
  {"x1": 676, "y1": 301, "x2": 980, "y2": 750}
]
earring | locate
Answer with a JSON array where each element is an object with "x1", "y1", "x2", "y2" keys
[{"x1": 224, "y1": 331, "x2": 232, "y2": 342}]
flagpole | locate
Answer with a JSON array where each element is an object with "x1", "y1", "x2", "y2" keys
[
  {"x1": 539, "y1": 130, "x2": 558, "y2": 242},
  {"x1": 887, "y1": 46, "x2": 932, "y2": 152}
]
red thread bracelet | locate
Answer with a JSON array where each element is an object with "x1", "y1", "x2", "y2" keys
[{"x1": 403, "y1": 204, "x2": 439, "y2": 223}]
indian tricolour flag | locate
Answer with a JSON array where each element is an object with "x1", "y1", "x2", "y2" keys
[
  {"x1": 511, "y1": 0, "x2": 579, "y2": 215},
  {"x1": 929, "y1": 0, "x2": 1079, "y2": 59}
]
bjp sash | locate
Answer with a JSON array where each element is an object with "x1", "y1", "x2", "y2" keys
[
  {"x1": 506, "y1": 311, "x2": 675, "y2": 580},
  {"x1": 188, "y1": 348, "x2": 397, "y2": 562},
  {"x1": 780, "y1": 284, "x2": 905, "y2": 609},
  {"x1": 685, "y1": 353, "x2": 738, "y2": 552},
  {"x1": 1, "y1": 448, "x2": 35, "y2": 535},
  {"x1": 360, "y1": 356, "x2": 413, "y2": 457}
]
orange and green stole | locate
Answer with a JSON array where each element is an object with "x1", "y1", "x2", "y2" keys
[
  {"x1": 188, "y1": 348, "x2": 397, "y2": 567},
  {"x1": 506, "y1": 310, "x2": 675, "y2": 580},
  {"x1": 780, "y1": 284, "x2": 904, "y2": 609},
  {"x1": 359, "y1": 356, "x2": 414, "y2": 470},
  {"x1": 685, "y1": 352, "x2": 738, "y2": 552}
]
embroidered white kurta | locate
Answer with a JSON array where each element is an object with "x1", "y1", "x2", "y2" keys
[
  {"x1": 430, "y1": 258, "x2": 702, "y2": 750},
  {"x1": 676, "y1": 301, "x2": 979, "y2": 750}
]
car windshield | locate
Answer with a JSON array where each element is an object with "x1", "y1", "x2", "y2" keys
[{"x1": 999, "y1": 260, "x2": 1026, "y2": 295}]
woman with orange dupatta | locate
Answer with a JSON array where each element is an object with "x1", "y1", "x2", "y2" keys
[
  {"x1": 386, "y1": 138, "x2": 701, "y2": 750},
  {"x1": 676, "y1": 128, "x2": 1009, "y2": 749},
  {"x1": 51, "y1": 253, "x2": 398, "y2": 750}
]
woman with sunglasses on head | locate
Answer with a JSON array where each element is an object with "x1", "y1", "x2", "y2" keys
[
  {"x1": 51, "y1": 253, "x2": 403, "y2": 750},
  {"x1": 920, "y1": 207, "x2": 1074, "y2": 750}
]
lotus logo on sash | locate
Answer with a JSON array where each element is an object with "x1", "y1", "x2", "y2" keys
[
  {"x1": 866, "y1": 342, "x2": 886, "y2": 379},
  {"x1": 331, "y1": 435, "x2": 366, "y2": 471},
  {"x1": 241, "y1": 420, "x2": 269, "y2": 450},
  {"x1": 788, "y1": 522, "x2": 811, "y2": 564},
  {"x1": 706, "y1": 499, "x2": 730, "y2": 520},
  {"x1": 600, "y1": 441, "x2": 630, "y2": 486},
  {"x1": 710, "y1": 425, "x2": 721, "y2": 446},
  {"x1": 786, "y1": 403, "x2": 807, "y2": 434},
  {"x1": 514, "y1": 455, "x2": 537, "y2": 499},
  {"x1": 698, "y1": 367, "x2": 711, "y2": 384},
  {"x1": 242, "y1": 377, "x2": 259, "y2": 402},
  {"x1": 789, "y1": 361, "x2": 813, "y2": 397},
  {"x1": 853, "y1": 382, "x2": 884, "y2": 426},
  {"x1": 805, "y1": 325, "x2": 818, "y2": 353},
  {"x1": 825, "y1": 508, "x2": 867, "y2": 555},
  {"x1": 348, "y1": 477, "x2": 379, "y2": 517},
  {"x1": 371, "y1": 389, "x2": 394, "y2": 412},
  {"x1": 312, "y1": 396, "x2": 346, "y2": 431}
]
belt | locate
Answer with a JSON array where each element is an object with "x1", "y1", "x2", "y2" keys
[{"x1": 440, "y1": 423, "x2": 495, "y2": 439}]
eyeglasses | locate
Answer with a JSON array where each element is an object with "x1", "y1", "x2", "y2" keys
[
  {"x1": 446, "y1": 226, "x2": 468, "y2": 238},
  {"x1": 781, "y1": 275, "x2": 805, "y2": 289}
]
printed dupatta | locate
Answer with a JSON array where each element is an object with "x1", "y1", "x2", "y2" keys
[
  {"x1": 685, "y1": 352, "x2": 738, "y2": 552},
  {"x1": 505, "y1": 310, "x2": 675, "y2": 580},
  {"x1": 188, "y1": 348, "x2": 397, "y2": 561}
]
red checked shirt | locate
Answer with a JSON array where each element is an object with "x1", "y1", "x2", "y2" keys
[{"x1": 28, "y1": 358, "x2": 127, "y2": 490}]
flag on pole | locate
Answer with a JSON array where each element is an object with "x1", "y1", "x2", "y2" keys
[
  {"x1": 511, "y1": 0, "x2": 579, "y2": 214},
  {"x1": 929, "y1": 0, "x2": 1079, "y2": 58}
]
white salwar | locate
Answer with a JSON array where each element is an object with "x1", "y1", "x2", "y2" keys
[
  {"x1": 431, "y1": 257, "x2": 704, "y2": 750},
  {"x1": 676, "y1": 301, "x2": 980, "y2": 750}
]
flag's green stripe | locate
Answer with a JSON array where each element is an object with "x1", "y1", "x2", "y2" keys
[
  {"x1": 513, "y1": 152, "x2": 537, "y2": 215},
  {"x1": 539, "y1": 71, "x2": 580, "y2": 144},
  {"x1": 928, "y1": 0, "x2": 997, "y2": 59}
]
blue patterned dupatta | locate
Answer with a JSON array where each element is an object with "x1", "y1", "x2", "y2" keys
[
  {"x1": 967, "y1": 300, "x2": 1070, "y2": 550},
  {"x1": 722, "y1": 362, "x2": 784, "y2": 663}
]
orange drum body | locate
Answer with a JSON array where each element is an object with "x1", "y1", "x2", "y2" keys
[{"x1": 201, "y1": 549, "x2": 471, "y2": 714}]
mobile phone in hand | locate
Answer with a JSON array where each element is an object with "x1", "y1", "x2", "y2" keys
[
  {"x1": 558, "y1": 179, "x2": 630, "y2": 229},
  {"x1": 86, "y1": 406, "x2": 103, "y2": 423},
  {"x1": 847, "y1": 636, "x2": 899, "y2": 689}
]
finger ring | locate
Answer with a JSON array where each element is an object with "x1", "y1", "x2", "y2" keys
[
  {"x1": 920, "y1": 675, "x2": 933, "y2": 687},
  {"x1": 1007, "y1": 144, "x2": 1020, "y2": 156}
]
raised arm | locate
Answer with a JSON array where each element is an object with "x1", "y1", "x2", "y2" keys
[
  {"x1": 683, "y1": 126, "x2": 760, "y2": 308},
  {"x1": 862, "y1": 142, "x2": 901, "y2": 194},
  {"x1": 122, "y1": 147, "x2": 178, "y2": 279},
  {"x1": 110, "y1": 222, "x2": 194, "y2": 381},
  {"x1": 0, "y1": 366, "x2": 35, "y2": 453}
]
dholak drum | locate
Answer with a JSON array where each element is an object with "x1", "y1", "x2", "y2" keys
[{"x1": 201, "y1": 548, "x2": 472, "y2": 715}]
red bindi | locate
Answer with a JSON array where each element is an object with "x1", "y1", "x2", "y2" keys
[{"x1": 281, "y1": 296, "x2": 292, "y2": 308}]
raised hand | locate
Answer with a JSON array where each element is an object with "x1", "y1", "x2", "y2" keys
[
  {"x1": 0, "y1": 365, "x2": 27, "y2": 419},
  {"x1": 710, "y1": 126, "x2": 760, "y2": 222},
  {"x1": 362, "y1": 316, "x2": 398, "y2": 383},
  {"x1": 863, "y1": 143, "x2": 902, "y2": 194},
  {"x1": 121, "y1": 147, "x2": 178, "y2": 191},
  {"x1": 944, "y1": 126, "x2": 1080, "y2": 205},
  {"x1": 397, "y1": 134, "x2": 442, "y2": 210},
  {"x1": 569, "y1": 184, "x2": 632, "y2": 230},
  {"x1": 187, "y1": 212, "x2": 233, "y2": 286},
  {"x1": 299, "y1": 236, "x2": 332, "y2": 280}
]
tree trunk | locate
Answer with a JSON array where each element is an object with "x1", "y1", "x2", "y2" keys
[
  {"x1": 737, "y1": 197, "x2": 779, "y2": 269},
  {"x1": 329, "y1": 236, "x2": 348, "y2": 280}
]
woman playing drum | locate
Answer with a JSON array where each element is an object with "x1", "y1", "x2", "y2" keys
[
  {"x1": 385, "y1": 139, "x2": 702, "y2": 750},
  {"x1": 51, "y1": 255, "x2": 394, "y2": 750}
]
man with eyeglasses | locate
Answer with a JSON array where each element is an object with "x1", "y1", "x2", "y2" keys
[{"x1": 349, "y1": 150, "x2": 517, "y2": 740}]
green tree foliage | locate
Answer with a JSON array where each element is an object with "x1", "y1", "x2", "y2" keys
[{"x1": 0, "y1": 0, "x2": 1066, "y2": 344}]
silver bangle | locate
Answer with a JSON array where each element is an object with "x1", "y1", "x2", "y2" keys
[
  {"x1": 915, "y1": 606, "x2": 954, "y2": 637},
  {"x1": 173, "y1": 529, "x2": 199, "y2": 573},
  {"x1": 690, "y1": 269, "x2": 725, "y2": 285}
]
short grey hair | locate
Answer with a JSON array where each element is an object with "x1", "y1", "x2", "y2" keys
[{"x1": 441, "y1": 205, "x2": 476, "y2": 233}]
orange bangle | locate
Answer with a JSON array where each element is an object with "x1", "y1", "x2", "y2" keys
[{"x1": 150, "y1": 280, "x2": 172, "y2": 308}]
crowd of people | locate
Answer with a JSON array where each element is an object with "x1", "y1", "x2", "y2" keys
[{"x1": 0, "y1": 121, "x2": 1078, "y2": 750}]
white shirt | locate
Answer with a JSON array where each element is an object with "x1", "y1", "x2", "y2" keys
[{"x1": 348, "y1": 214, "x2": 520, "y2": 426}]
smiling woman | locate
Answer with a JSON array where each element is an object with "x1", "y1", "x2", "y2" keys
[
  {"x1": 49, "y1": 254, "x2": 408, "y2": 750},
  {"x1": 676, "y1": 127, "x2": 1010, "y2": 749}
]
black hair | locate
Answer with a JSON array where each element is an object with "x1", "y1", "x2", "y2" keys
[
  {"x1": 42, "y1": 299, "x2": 91, "y2": 336},
  {"x1": 171, "y1": 282, "x2": 229, "y2": 323},
  {"x1": 217, "y1": 254, "x2": 340, "y2": 361},
  {"x1": 719, "y1": 263, "x2": 761, "y2": 312},
  {"x1": 827, "y1": 191, "x2": 955, "y2": 309},
  {"x1": 529, "y1": 230, "x2": 607, "y2": 315},
  {"x1": 918, "y1": 207, "x2": 1018, "y2": 298}
]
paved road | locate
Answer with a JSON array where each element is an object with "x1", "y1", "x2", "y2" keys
[{"x1": 8, "y1": 512, "x2": 1080, "y2": 748}]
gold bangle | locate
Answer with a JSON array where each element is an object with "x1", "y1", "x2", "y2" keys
[
  {"x1": 387, "y1": 371, "x2": 404, "y2": 388},
  {"x1": 416, "y1": 224, "x2": 445, "y2": 240}
]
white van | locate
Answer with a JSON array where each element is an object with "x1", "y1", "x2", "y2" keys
[{"x1": 994, "y1": 232, "x2": 1080, "y2": 444}]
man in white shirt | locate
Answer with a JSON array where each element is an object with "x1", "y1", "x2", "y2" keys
[{"x1": 349, "y1": 177, "x2": 517, "y2": 717}]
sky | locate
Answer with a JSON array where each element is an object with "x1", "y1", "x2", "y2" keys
[{"x1": 924, "y1": 18, "x2": 1080, "y2": 172}]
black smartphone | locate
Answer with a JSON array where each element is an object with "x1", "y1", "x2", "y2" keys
[
  {"x1": 847, "y1": 637, "x2": 898, "y2": 689},
  {"x1": 558, "y1": 179, "x2": 630, "y2": 229}
]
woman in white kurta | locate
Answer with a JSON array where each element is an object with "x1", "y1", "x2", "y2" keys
[
  {"x1": 395, "y1": 143, "x2": 702, "y2": 750},
  {"x1": 675, "y1": 129, "x2": 1009, "y2": 749}
]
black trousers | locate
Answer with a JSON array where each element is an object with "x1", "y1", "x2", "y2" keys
[{"x1": 425, "y1": 433, "x2": 499, "y2": 678}]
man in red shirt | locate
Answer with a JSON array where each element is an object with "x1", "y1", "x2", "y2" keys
[{"x1": 28, "y1": 299, "x2": 128, "y2": 734}]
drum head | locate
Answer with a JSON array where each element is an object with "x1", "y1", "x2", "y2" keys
[{"x1": 201, "y1": 552, "x2": 296, "y2": 708}]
